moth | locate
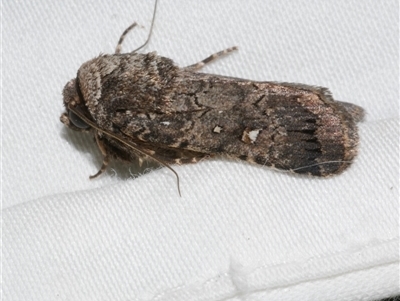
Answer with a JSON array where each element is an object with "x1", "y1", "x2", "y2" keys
[{"x1": 60, "y1": 5, "x2": 364, "y2": 193}]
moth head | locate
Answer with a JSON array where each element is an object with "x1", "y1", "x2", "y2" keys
[{"x1": 60, "y1": 78, "x2": 91, "y2": 131}]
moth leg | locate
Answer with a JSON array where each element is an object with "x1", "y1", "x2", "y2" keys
[
  {"x1": 89, "y1": 131, "x2": 110, "y2": 179},
  {"x1": 115, "y1": 22, "x2": 138, "y2": 54},
  {"x1": 89, "y1": 155, "x2": 110, "y2": 179},
  {"x1": 115, "y1": 0, "x2": 158, "y2": 54},
  {"x1": 184, "y1": 46, "x2": 238, "y2": 71}
]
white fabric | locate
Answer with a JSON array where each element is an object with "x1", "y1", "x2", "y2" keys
[{"x1": 3, "y1": 0, "x2": 399, "y2": 300}]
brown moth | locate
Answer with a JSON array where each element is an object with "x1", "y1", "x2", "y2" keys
[{"x1": 60, "y1": 4, "x2": 364, "y2": 193}]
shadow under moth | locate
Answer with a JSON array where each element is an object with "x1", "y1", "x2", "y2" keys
[{"x1": 60, "y1": 6, "x2": 364, "y2": 194}]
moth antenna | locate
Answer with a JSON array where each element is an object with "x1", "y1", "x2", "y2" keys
[
  {"x1": 132, "y1": 0, "x2": 158, "y2": 53},
  {"x1": 68, "y1": 104, "x2": 181, "y2": 197}
]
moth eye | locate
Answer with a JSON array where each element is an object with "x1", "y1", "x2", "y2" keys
[{"x1": 69, "y1": 110, "x2": 90, "y2": 129}]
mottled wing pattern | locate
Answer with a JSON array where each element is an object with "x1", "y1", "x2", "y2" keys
[
  {"x1": 60, "y1": 14, "x2": 365, "y2": 184},
  {"x1": 86, "y1": 53, "x2": 360, "y2": 176}
]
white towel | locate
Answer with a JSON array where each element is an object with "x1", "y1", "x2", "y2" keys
[{"x1": 3, "y1": 0, "x2": 399, "y2": 300}]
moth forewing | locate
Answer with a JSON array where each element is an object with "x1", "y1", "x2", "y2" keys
[{"x1": 60, "y1": 7, "x2": 364, "y2": 194}]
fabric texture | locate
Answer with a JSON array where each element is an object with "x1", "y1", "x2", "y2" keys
[{"x1": 3, "y1": 0, "x2": 399, "y2": 300}]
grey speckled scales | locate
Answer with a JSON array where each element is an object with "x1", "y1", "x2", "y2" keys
[{"x1": 62, "y1": 51, "x2": 364, "y2": 177}]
